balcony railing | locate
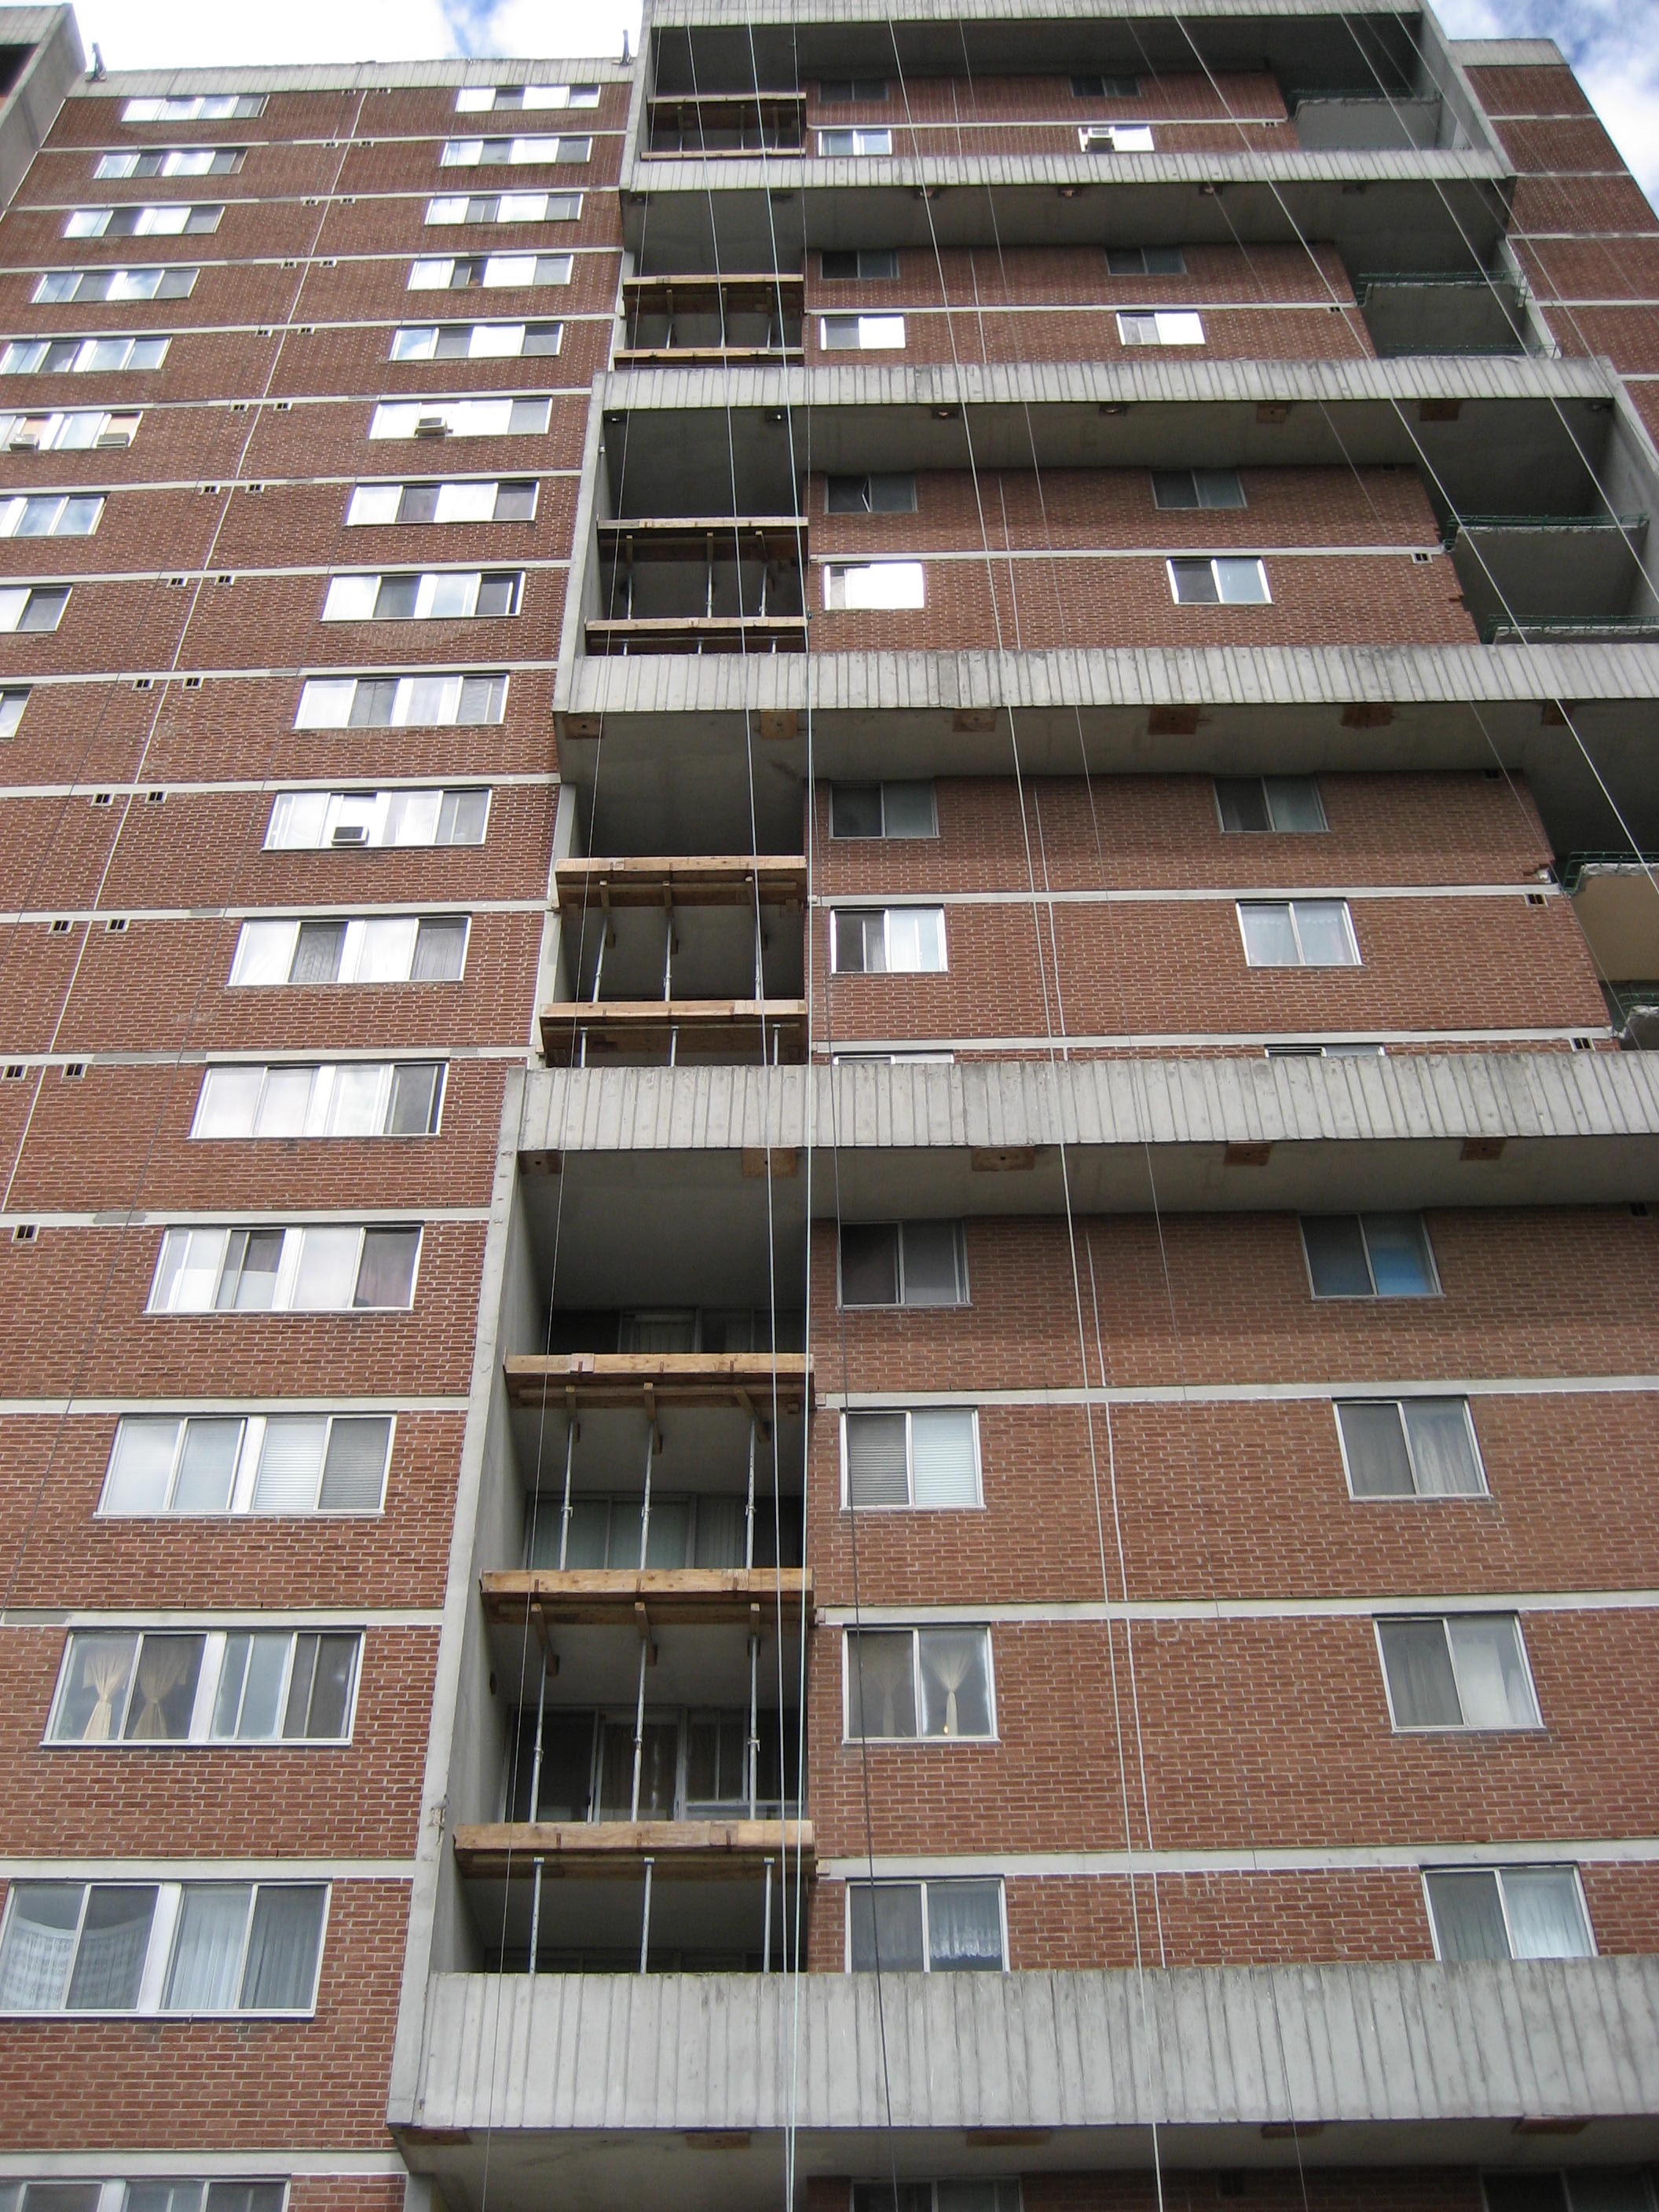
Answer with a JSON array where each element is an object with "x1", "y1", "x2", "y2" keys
[
  {"x1": 588, "y1": 516, "x2": 808, "y2": 655},
  {"x1": 619, "y1": 272, "x2": 804, "y2": 364}
]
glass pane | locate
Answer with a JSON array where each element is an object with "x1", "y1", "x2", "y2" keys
[
  {"x1": 1361, "y1": 1214, "x2": 1435, "y2": 1296},
  {"x1": 1404, "y1": 1400, "x2": 1482, "y2": 1496},
  {"x1": 251, "y1": 1417, "x2": 328, "y2": 1511},
  {"x1": 848, "y1": 1883, "x2": 925, "y2": 1971},
  {"x1": 1194, "y1": 468, "x2": 1247, "y2": 509},
  {"x1": 1302, "y1": 1216, "x2": 1374, "y2": 1297},
  {"x1": 1264, "y1": 776, "x2": 1325, "y2": 830},
  {"x1": 533, "y1": 1713, "x2": 595, "y2": 1820},
  {"x1": 1215, "y1": 778, "x2": 1270, "y2": 833},
  {"x1": 211, "y1": 1636, "x2": 251, "y2": 1737},
  {"x1": 1485, "y1": 2183, "x2": 1569, "y2": 2212},
  {"x1": 327, "y1": 1064, "x2": 387, "y2": 1137},
  {"x1": 559, "y1": 1497, "x2": 610, "y2": 1568},
  {"x1": 911, "y1": 1409, "x2": 979, "y2": 1506},
  {"x1": 1447, "y1": 1617, "x2": 1537, "y2": 1728},
  {"x1": 439, "y1": 789, "x2": 489, "y2": 844},
  {"x1": 692, "y1": 1495, "x2": 745, "y2": 1566},
  {"x1": 926, "y1": 1878, "x2": 1002, "y2": 1968},
  {"x1": 1426, "y1": 1869, "x2": 1510, "y2": 1961},
  {"x1": 0, "y1": 1884, "x2": 82, "y2": 2008},
  {"x1": 193, "y1": 1064, "x2": 262, "y2": 1137},
  {"x1": 173, "y1": 1417, "x2": 243, "y2": 1511},
  {"x1": 354, "y1": 916, "x2": 418, "y2": 982},
  {"x1": 886, "y1": 907, "x2": 945, "y2": 972},
  {"x1": 291, "y1": 1226, "x2": 360, "y2": 1310},
  {"x1": 386, "y1": 1063, "x2": 441, "y2": 1135},
  {"x1": 840, "y1": 1224, "x2": 899, "y2": 1306},
  {"x1": 597, "y1": 1719, "x2": 676, "y2": 1818},
  {"x1": 254, "y1": 1067, "x2": 313, "y2": 1137},
  {"x1": 1215, "y1": 558, "x2": 1269, "y2": 605},
  {"x1": 642, "y1": 1498, "x2": 690, "y2": 1567},
  {"x1": 165, "y1": 1885, "x2": 251, "y2": 2010},
  {"x1": 881, "y1": 781, "x2": 936, "y2": 833},
  {"x1": 320, "y1": 1416, "x2": 391, "y2": 1510},
  {"x1": 833, "y1": 909, "x2": 883, "y2": 974},
  {"x1": 1152, "y1": 469, "x2": 1200, "y2": 509},
  {"x1": 122, "y1": 1634, "x2": 204, "y2": 1739},
  {"x1": 1239, "y1": 903, "x2": 1299, "y2": 966},
  {"x1": 356, "y1": 1227, "x2": 419, "y2": 1308},
  {"x1": 223, "y1": 1228, "x2": 283, "y2": 1312},
  {"x1": 239, "y1": 1885, "x2": 325, "y2": 2009},
  {"x1": 901, "y1": 1221, "x2": 964, "y2": 1306},
  {"x1": 300, "y1": 1634, "x2": 356, "y2": 1737},
  {"x1": 290, "y1": 920, "x2": 346, "y2": 984},
  {"x1": 65, "y1": 1887, "x2": 156, "y2": 2009},
  {"x1": 1170, "y1": 558, "x2": 1218, "y2": 603},
  {"x1": 831, "y1": 784, "x2": 883, "y2": 837},
  {"x1": 918, "y1": 1629, "x2": 991, "y2": 1737},
  {"x1": 234, "y1": 1635, "x2": 290, "y2": 1738},
  {"x1": 1503, "y1": 1868, "x2": 1591, "y2": 1958},
  {"x1": 846, "y1": 1412, "x2": 909, "y2": 1506},
  {"x1": 413, "y1": 918, "x2": 467, "y2": 981},
  {"x1": 104, "y1": 1418, "x2": 181, "y2": 1513},
  {"x1": 1292, "y1": 901, "x2": 1356, "y2": 968},
  {"x1": 281, "y1": 1636, "x2": 319, "y2": 1736},
  {"x1": 52, "y1": 1632, "x2": 138, "y2": 1741},
  {"x1": 1566, "y1": 2177, "x2": 1649, "y2": 2212},
  {"x1": 1337, "y1": 1402, "x2": 1415, "y2": 1498},
  {"x1": 1379, "y1": 1619, "x2": 1463, "y2": 1726},
  {"x1": 848, "y1": 1631, "x2": 917, "y2": 1738}
]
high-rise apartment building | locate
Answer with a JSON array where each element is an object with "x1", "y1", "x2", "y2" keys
[{"x1": 0, "y1": 3, "x2": 1657, "y2": 2211}]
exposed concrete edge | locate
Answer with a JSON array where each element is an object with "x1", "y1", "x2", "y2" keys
[
  {"x1": 622, "y1": 146, "x2": 1509, "y2": 196},
  {"x1": 71, "y1": 60, "x2": 633, "y2": 97},
  {"x1": 559, "y1": 639, "x2": 1659, "y2": 720},
  {"x1": 1451, "y1": 39, "x2": 1566, "y2": 68},
  {"x1": 409, "y1": 1955, "x2": 1659, "y2": 2133},
  {"x1": 385, "y1": 1067, "x2": 526, "y2": 2131},
  {"x1": 0, "y1": 6, "x2": 81, "y2": 209},
  {"x1": 643, "y1": 0, "x2": 1446, "y2": 30}
]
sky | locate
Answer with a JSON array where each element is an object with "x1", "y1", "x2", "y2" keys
[{"x1": 62, "y1": 0, "x2": 1659, "y2": 200}]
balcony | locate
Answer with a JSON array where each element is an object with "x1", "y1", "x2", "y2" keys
[
  {"x1": 618, "y1": 272, "x2": 804, "y2": 365},
  {"x1": 1353, "y1": 269, "x2": 1528, "y2": 358},
  {"x1": 588, "y1": 516, "x2": 808, "y2": 654},
  {"x1": 644, "y1": 91, "x2": 804, "y2": 156},
  {"x1": 1443, "y1": 512, "x2": 1655, "y2": 643}
]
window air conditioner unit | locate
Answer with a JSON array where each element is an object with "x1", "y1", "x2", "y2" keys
[
  {"x1": 96, "y1": 429, "x2": 133, "y2": 448},
  {"x1": 331, "y1": 822, "x2": 370, "y2": 845},
  {"x1": 414, "y1": 415, "x2": 450, "y2": 438},
  {"x1": 8, "y1": 434, "x2": 39, "y2": 452}
]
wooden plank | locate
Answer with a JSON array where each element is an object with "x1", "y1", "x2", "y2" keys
[
  {"x1": 453, "y1": 1816, "x2": 815, "y2": 1881},
  {"x1": 553, "y1": 855, "x2": 806, "y2": 910},
  {"x1": 503, "y1": 1350, "x2": 811, "y2": 1413},
  {"x1": 615, "y1": 346, "x2": 803, "y2": 367},
  {"x1": 481, "y1": 1565, "x2": 811, "y2": 1628}
]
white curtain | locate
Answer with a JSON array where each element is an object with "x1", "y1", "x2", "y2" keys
[
  {"x1": 238, "y1": 1886, "x2": 325, "y2": 2010},
  {"x1": 0, "y1": 1884, "x2": 81, "y2": 2009},
  {"x1": 851, "y1": 1633, "x2": 915, "y2": 1738},
  {"x1": 1447, "y1": 1617, "x2": 1536, "y2": 1728},
  {"x1": 1503, "y1": 1869, "x2": 1592, "y2": 1958},
  {"x1": 924, "y1": 1880, "x2": 1002, "y2": 1968},
  {"x1": 911, "y1": 1411, "x2": 978, "y2": 1506},
  {"x1": 918, "y1": 1630, "x2": 989, "y2": 1738},
  {"x1": 1404, "y1": 1400, "x2": 1481, "y2": 1496},
  {"x1": 165, "y1": 1885, "x2": 251, "y2": 2011}
]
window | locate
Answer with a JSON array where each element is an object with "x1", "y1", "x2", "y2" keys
[
  {"x1": 1484, "y1": 2177, "x2": 1651, "y2": 2212},
  {"x1": 0, "y1": 408, "x2": 139, "y2": 452},
  {"x1": 843, "y1": 1407, "x2": 980, "y2": 1507},
  {"x1": 1074, "y1": 73, "x2": 1140, "y2": 97},
  {"x1": 819, "y1": 128, "x2": 892, "y2": 156},
  {"x1": 0, "y1": 1882, "x2": 323, "y2": 2015},
  {"x1": 266, "y1": 786, "x2": 489, "y2": 847},
  {"x1": 1425, "y1": 1867, "x2": 1591, "y2": 1961},
  {"x1": 441, "y1": 136, "x2": 591, "y2": 167},
  {"x1": 425, "y1": 191, "x2": 583, "y2": 224},
  {"x1": 34, "y1": 268, "x2": 197, "y2": 305},
  {"x1": 229, "y1": 914, "x2": 469, "y2": 987},
  {"x1": 1080, "y1": 124, "x2": 1155, "y2": 152},
  {"x1": 831, "y1": 905, "x2": 947, "y2": 975},
  {"x1": 0, "y1": 586, "x2": 70, "y2": 634},
  {"x1": 0, "y1": 2184, "x2": 285, "y2": 2212},
  {"x1": 0, "y1": 495, "x2": 104, "y2": 539},
  {"x1": 1118, "y1": 309, "x2": 1204, "y2": 346},
  {"x1": 295, "y1": 672, "x2": 507, "y2": 727},
  {"x1": 1153, "y1": 467, "x2": 1245, "y2": 511},
  {"x1": 821, "y1": 313, "x2": 905, "y2": 351},
  {"x1": 840, "y1": 1220, "x2": 968, "y2": 1308},
  {"x1": 123, "y1": 94, "x2": 266, "y2": 121},
  {"x1": 408, "y1": 253, "x2": 573, "y2": 291},
  {"x1": 1108, "y1": 247, "x2": 1185, "y2": 278},
  {"x1": 456, "y1": 82, "x2": 600, "y2": 111},
  {"x1": 65, "y1": 204, "x2": 222, "y2": 238},
  {"x1": 820, "y1": 248, "x2": 899, "y2": 281},
  {"x1": 1, "y1": 335, "x2": 170, "y2": 375},
  {"x1": 1302, "y1": 1213, "x2": 1437, "y2": 1298},
  {"x1": 819, "y1": 78, "x2": 889, "y2": 102},
  {"x1": 1170, "y1": 556, "x2": 1271, "y2": 605},
  {"x1": 0, "y1": 689, "x2": 29, "y2": 738},
  {"x1": 826, "y1": 473, "x2": 916, "y2": 515},
  {"x1": 848, "y1": 1880, "x2": 1004, "y2": 1971},
  {"x1": 148, "y1": 1224, "x2": 422, "y2": 1314},
  {"x1": 97, "y1": 146, "x2": 245, "y2": 178},
  {"x1": 1337, "y1": 1398, "x2": 1485, "y2": 1498},
  {"x1": 101, "y1": 1411, "x2": 392, "y2": 1515},
  {"x1": 845, "y1": 1626, "x2": 994, "y2": 1738},
  {"x1": 830, "y1": 781, "x2": 936, "y2": 837},
  {"x1": 1376, "y1": 1613, "x2": 1540, "y2": 1730},
  {"x1": 346, "y1": 478, "x2": 536, "y2": 526},
  {"x1": 192, "y1": 1061, "x2": 445, "y2": 1140},
  {"x1": 389, "y1": 320, "x2": 562, "y2": 361},
  {"x1": 1238, "y1": 899, "x2": 1357, "y2": 969},
  {"x1": 1215, "y1": 775, "x2": 1324, "y2": 831},
  {"x1": 49, "y1": 1629, "x2": 359, "y2": 1745},
  {"x1": 824, "y1": 561, "x2": 925, "y2": 610},
  {"x1": 369, "y1": 396, "x2": 551, "y2": 438},
  {"x1": 1266, "y1": 1041, "x2": 1384, "y2": 1060},
  {"x1": 320, "y1": 570, "x2": 522, "y2": 621}
]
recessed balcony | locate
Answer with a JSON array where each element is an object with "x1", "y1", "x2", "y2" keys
[
  {"x1": 1353, "y1": 268, "x2": 1528, "y2": 357},
  {"x1": 644, "y1": 90, "x2": 804, "y2": 156},
  {"x1": 619, "y1": 271, "x2": 804, "y2": 364},
  {"x1": 1445, "y1": 512, "x2": 1656, "y2": 643},
  {"x1": 587, "y1": 516, "x2": 808, "y2": 655}
]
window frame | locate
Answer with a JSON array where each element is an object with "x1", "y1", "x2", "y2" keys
[
  {"x1": 228, "y1": 914, "x2": 472, "y2": 988},
  {"x1": 1079, "y1": 123, "x2": 1155, "y2": 152},
  {"x1": 840, "y1": 1405, "x2": 983, "y2": 1510},
  {"x1": 0, "y1": 408, "x2": 140, "y2": 452},
  {"x1": 121, "y1": 94, "x2": 266, "y2": 122},
  {"x1": 1335, "y1": 1396, "x2": 1486, "y2": 1501},
  {"x1": 823, "y1": 560, "x2": 926, "y2": 611},
  {"x1": 1237, "y1": 898, "x2": 1359, "y2": 969},
  {"x1": 1300, "y1": 1212, "x2": 1439, "y2": 1300},
  {"x1": 1169, "y1": 555, "x2": 1272, "y2": 606},
  {"x1": 345, "y1": 479, "x2": 538, "y2": 529},
  {"x1": 829, "y1": 780, "x2": 938, "y2": 837},
  {"x1": 830, "y1": 903, "x2": 947, "y2": 976},
  {"x1": 46, "y1": 1626, "x2": 363, "y2": 1749},
  {"x1": 837, "y1": 1218, "x2": 970, "y2": 1309},
  {"x1": 825, "y1": 473, "x2": 917, "y2": 516},
  {"x1": 439, "y1": 134, "x2": 592, "y2": 168},
  {"x1": 424, "y1": 189, "x2": 584, "y2": 225},
  {"x1": 817, "y1": 127, "x2": 894, "y2": 156},
  {"x1": 1214, "y1": 774, "x2": 1325, "y2": 831},
  {"x1": 0, "y1": 493, "x2": 105, "y2": 540},
  {"x1": 455, "y1": 82, "x2": 601, "y2": 112},
  {"x1": 0, "y1": 584, "x2": 71, "y2": 633},
  {"x1": 1117, "y1": 309, "x2": 1205, "y2": 346},
  {"x1": 319, "y1": 569, "x2": 524, "y2": 623},
  {"x1": 190, "y1": 1059, "x2": 448, "y2": 1141},
  {"x1": 98, "y1": 1409, "x2": 394, "y2": 1519},
  {"x1": 841, "y1": 1624, "x2": 997, "y2": 1741},
  {"x1": 388, "y1": 320, "x2": 564, "y2": 363},
  {"x1": 1152, "y1": 467, "x2": 1246, "y2": 511},
  {"x1": 294, "y1": 672, "x2": 509, "y2": 728},
  {"x1": 368, "y1": 394, "x2": 553, "y2": 440},
  {"x1": 844, "y1": 1875, "x2": 1009, "y2": 1973},
  {"x1": 32, "y1": 267, "x2": 199, "y2": 306},
  {"x1": 819, "y1": 248, "x2": 900, "y2": 282},
  {"x1": 264, "y1": 784, "x2": 491, "y2": 849},
  {"x1": 819, "y1": 312, "x2": 906, "y2": 352},
  {"x1": 1375, "y1": 1611, "x2": 1542, "y2": 1733},
  {"x1": 146, "y1": 1223, "x2": 423, "y2": 1317},
  {"x1": 0, "y1": 334, "x2": 171, "y2": 376},
  {"x1": 1423, "y1": 1863, "x2": 1594, "y2": 1962}
]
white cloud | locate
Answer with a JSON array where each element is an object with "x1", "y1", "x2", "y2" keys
[
  {"x1": 1434, "y1": 0, "x2": 1659, "y2": 198},
  {"x1": 71, "y1": 0, "x2": 639, "y2": 71}
]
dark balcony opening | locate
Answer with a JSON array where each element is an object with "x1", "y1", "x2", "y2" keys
[
  {"x1": 621, "y1": 273, "x2": 804, "y2": 364},
  {"x1": 1353, "y1": 269, "x2": 1528, "y2": 358},
  {"x1": 505, "y1": 1705, "x2": 801, "y2": 1826},
  {"x1": 589, "y1": 518, "x2": 808, "y2": 656},
  {"x1": 646, "y1": 93, "x2": 805, "y2": 156}
]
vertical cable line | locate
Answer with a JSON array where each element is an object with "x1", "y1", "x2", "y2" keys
[
  {"x1": 0, "y1": 90, "x2": 375, "y2": 1622},
  {"x1": 879, "y1": 27, "x2": 1193, "y2": 2202}
]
